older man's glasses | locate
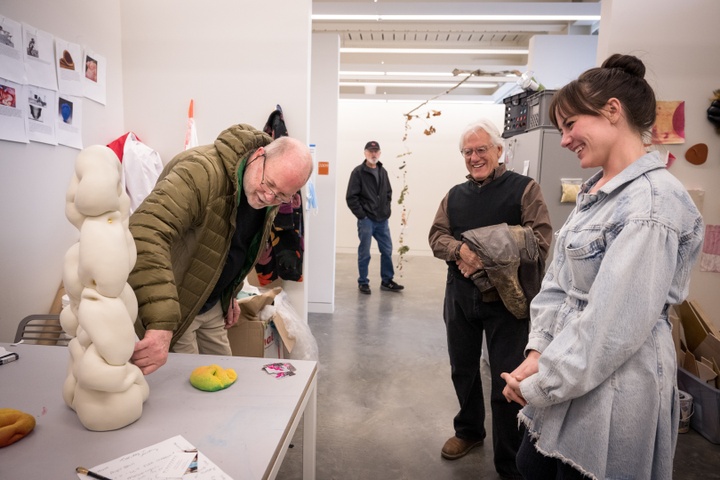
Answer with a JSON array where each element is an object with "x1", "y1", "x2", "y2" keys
[
  {"x1": 257, "y1": 153, "x2": 294, "y2": 204},
  {"x1": 461, "y1": 145, "x2": 495, "y2": 158}
]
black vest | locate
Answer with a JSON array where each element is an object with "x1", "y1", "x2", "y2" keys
[{"x1": 446, "y1": 170, "x2": 531, "y2": 274}]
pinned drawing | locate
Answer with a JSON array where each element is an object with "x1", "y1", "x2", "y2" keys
[{"x1": 651, "y1": 100, "x2": 685, "y2": 144}]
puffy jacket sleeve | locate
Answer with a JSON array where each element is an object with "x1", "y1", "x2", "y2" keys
[{"x1": 128, "y1": 152, "x2": 216, "y2": 335}]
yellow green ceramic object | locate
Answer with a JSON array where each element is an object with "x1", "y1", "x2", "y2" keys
[{"x1": 189, "y1": 364, "x2": 238, "y2": 392}]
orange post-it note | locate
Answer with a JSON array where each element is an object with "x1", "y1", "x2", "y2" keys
[{"x1": 318, "y1": 161, "x2": 329, "y2": 175}]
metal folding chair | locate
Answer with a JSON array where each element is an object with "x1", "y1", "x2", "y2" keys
[{"x1": 14, "y1": 314, "x2": 72, "y2": 346}]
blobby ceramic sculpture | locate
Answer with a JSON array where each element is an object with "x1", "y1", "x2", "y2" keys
[{"x1": 60, "y1": 145, "x2": 149, "y2": 431}]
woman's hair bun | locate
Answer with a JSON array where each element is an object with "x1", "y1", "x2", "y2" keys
[{"x1": 601, "y1": 53, "x2": 646, "y2": 79}]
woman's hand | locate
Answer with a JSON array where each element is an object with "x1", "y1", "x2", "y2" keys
[
  {"x1": 501, "y1": 350, "x2": 541, "y2": 406},
  {"x1": 501, "y1": 372, "x2": 526, "y2": 406}
]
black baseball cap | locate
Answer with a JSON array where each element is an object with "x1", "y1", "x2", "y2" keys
[{"x1": 364, "y1": 141, "x2": 380, "y2": 151}]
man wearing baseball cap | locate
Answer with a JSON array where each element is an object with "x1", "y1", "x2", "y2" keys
[{"x1": 346, "y1": 141, "x2": 404, "y2": 294}]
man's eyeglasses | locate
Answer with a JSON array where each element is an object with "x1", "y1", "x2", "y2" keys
[
  {"x1": 461, "y1": 145, "x2": 495, "y2": 159},
  {"x1": 257, "y1": 153, "x2": 294, "y2": 204}
]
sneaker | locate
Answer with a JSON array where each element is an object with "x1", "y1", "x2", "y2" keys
[
  {"x1": 358, "y1": 284, "x2": 371, "y2": 295},
  {"x1": 441, "y1": 436, "x2": 484, "y2": 460},
  {"x1": 380, "y1": 280, "x2": 404, "y2": 292}
]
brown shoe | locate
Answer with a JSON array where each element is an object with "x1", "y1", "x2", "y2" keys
[{"x1": 441, "y1": 435, "x2": 484, "y2": 460}]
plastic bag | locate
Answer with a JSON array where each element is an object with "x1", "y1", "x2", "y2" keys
[
  {"x1": 269, "y1": 290, "x2": 319, "y2": 361},
  {"x1": 560, "y1": 178, "x2": 583, "y2": 203}
]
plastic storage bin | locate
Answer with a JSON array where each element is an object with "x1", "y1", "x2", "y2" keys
[
  {"x1": 677, "y1": 366, "x2": 720, "y2": 444},
  {"x1": 526, "y1": 90, "x2": 557, "y2": 131}
]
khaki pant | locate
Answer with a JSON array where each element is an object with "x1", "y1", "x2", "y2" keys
[{"x1": 172, "y1": 302, "x2": 232, "y2": 356}]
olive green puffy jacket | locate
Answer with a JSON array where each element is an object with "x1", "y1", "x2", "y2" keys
[{"x1": 128, "y1": 124, "x2": 276, "y2": 347}]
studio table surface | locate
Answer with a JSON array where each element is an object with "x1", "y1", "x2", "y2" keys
[{"x1": 0, "y1": 343, "x2": 317, "y2": 479}]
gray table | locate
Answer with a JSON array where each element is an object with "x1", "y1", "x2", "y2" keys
[{"x1": 0, "y1": 343, "x2": 317, "y2": 479}]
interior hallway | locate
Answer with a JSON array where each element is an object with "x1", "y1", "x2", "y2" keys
[{"x1": 277, "y1": 253, "x2": 720, "y2": 480}]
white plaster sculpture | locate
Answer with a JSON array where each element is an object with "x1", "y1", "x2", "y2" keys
[{"x1": 60, "y1": 145, "x2": 149, "y2": 431}]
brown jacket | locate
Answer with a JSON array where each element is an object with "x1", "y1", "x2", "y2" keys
[{"x1": 461, "y1": 224, "x2": 544, "y2": 319}]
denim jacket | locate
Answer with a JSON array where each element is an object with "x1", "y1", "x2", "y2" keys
[{"x1": 518, "y1": 152, "x2": 704, "y2": 479}]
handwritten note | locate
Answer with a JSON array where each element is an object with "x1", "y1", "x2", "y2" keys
[{"x1": 77, "y1": 435, "x2": 232, "y2": 480}]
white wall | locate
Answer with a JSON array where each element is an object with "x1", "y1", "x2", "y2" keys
[
  {"x1": 528, "y1": 35, "x2": 598, "y2": 90},
  {"x1": 598, "y1": 0, "x2": 720, "y2": 329},
  {"x1": 0, "y1": 1, "x2": 125, "y2": 343},
  {"x1": 120, "y1": 0, "x2": 313, "y2": 319},
  {"x1": 308, "y1": 33, "x2": 340, "y2": 313},
  {"x1": 120, "y1": 1, "x2": 312, "y2": 163},
  {"x1": 335, "y1": 101, "x2": 505, "y2": 261}
]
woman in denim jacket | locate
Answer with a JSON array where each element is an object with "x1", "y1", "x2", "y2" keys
[{"x1": 501, "y1": 54, "x2": 704, "y2": 479}]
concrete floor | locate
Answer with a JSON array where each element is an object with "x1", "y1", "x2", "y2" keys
[{"x1": 277, "y1": 253, "x2": 720, "y2": 480}]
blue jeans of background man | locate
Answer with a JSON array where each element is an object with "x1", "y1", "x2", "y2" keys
[
  {"x1": 443, "y1": 272, "x2": 528, "y2": 479},
  {"x1": 356, "y1": 217, "x2": 394, "y2": 285}
]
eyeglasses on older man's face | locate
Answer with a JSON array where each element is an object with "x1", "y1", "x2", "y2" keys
[
  {"x1": 460, "y1": 145, "x2": 496, "y2": 159},
  {"x1": 256, "y1": 153, "x2": 294, "y2": 204}
]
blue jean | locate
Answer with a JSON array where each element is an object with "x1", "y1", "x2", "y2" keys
[
  {"x1": 443, "y1": 272, "x2": 527, "y2": 479},
  {"x1": 356, "y1": 217, "x2": 394, "y2": 285}
]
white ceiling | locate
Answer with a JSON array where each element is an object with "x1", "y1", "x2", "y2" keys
[{"x1": 312, "y1": 0, "x2": 601, "y2": 103}]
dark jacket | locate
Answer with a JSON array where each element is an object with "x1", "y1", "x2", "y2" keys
[
  {"x1": 346, "y1": 160, "x2": 392, "y2": 221},
  {"x1": 128, "y1": 124, "x2": 277, "y2": 347}
]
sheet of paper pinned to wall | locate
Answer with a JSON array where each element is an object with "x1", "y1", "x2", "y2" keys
[
  {"x1": 79, "y1": 435, "x2": 232, "y2": 480},
  {"x1": 57, "y1": 93, "x2": 82, "y2": 149},
  {"x1": 22, "y1": 23, "x2": 57, "y2": 90},
  {"x1": 700, "y1": 224, "x2": 720, "y2": 274},
  {"x1": 82, "y1": 49, "x2": 107, "y2": 105},
  {"x1": 0, "y1": 16, "x2": 26, "y2": 84},
  {"x1": 0, "y1": 78, "x2": 29, "y2": 143},
  {"x1": 55, "y1": 37, "x2": 83, "y2": 97},
  {"x1": 687, "y1": 188, "x2": 705, "y2": 213}
]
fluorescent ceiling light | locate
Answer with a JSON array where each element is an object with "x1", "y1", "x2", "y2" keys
[
  {"x1": 341, "y1": 48, "x2": 529, "y2": 55},
  {"x1": 386, "y1": 71, "x2": 455, "y2": 77},
  {"x1": 339, "y1": 71, "x2": 387, "y2": 76},
  {"x1": 313, "y1": 14, "x2": 600, "y2": 22},
  {"x1": 340, "y1": 97, "x2": 496, "y2": 105},
  {"x1": 339, "y1": 71, "x2": 521, "y2": 82},
  {"x1": 340, "y1": 81, "x2": 497, "y2": 89},
  {"x1": 340, "y1": 71, "x2": 457, "y2": 77}
]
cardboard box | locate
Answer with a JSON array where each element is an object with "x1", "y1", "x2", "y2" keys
[
  {"x1": 673, "y1": 301, "x2": 720, "y2": 443},
  {"x1": 678, "y1": 300, "x2": 720, "y2": 364},
  {"x1": 226, "y1": 287, "x2": 292, "y2": 359}
]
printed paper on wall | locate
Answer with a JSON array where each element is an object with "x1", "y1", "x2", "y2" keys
[
  {"x1": 56, "y1": 93, "x2": 82, "y2": 149},
  {"x1": 82, "y1": 49, "x2": 106, "y2": 105},
  {"x1": 55, "y1": 37, "x2": 83, "y2": 96},
  {"x1": 23, "y1": 23, "x2": 57, "y2": 90},
  {"x1": 0, "y1": 77, "x2": 29, "y2": 143},
  {"x1": 0, "y1": 16, "x2": 26, "y2": 84},
  {"x1": 27, "y1": 85, "x2": 57, "y2": 145}
]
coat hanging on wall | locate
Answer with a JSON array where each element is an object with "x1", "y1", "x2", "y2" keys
[
  {"x1": 255, "y1": 104, "x2": 305, "y2": 285},
  {"x1": 263, "y1": 104, "x2": 288, "y2": 139}
]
